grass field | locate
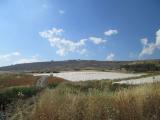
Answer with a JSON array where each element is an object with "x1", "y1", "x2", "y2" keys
[
  {"x1": 5, "y1": 79, "x2": 160, "y2": 120},
  {"x1": 0, "y1": 73, "x2": 160, "y2": 120}
]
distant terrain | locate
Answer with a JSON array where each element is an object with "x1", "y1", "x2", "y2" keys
[
  {"x1": 0, "y1": 59, "x2": 160, "y2": 73},
  {"x1": 0, "y1": 60, "x2": 160, "y2": 119}
]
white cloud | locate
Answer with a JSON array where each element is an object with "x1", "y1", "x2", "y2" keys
[
  {"x1": 79, "y1": 49, "x2": 87, "y2": 54},
  {"x1": 139, "y1": 42, "x2": 156, "y2": 57},
  {"x1": 89, "y1": 37, "x2": 106, "y2": 45},
  {"x1": 58, "y1": 10, "x2": 65, "y2": 15},
  {"x1": 39, "y1": 28, "x2": 87, "y2": 56},
  {"x1": 0, "y1": 52, "x2": 20, "y2": 61},
  {"x1": 156, "y1": 29, "x2": 160, "y2": 48},
  {"x1": 141, "y1": 38, "x2": 148, "y2": 45},
  {"x1": 106, "y1": 53, "x2": 115, "y2": 61},
  {"x1": 15, "y1": 57, "x2": 40, "y2": 64},
  {"x1": 56, "y1": 48, "x2": 65, "y2": 56},
  {"x1": 104, "y1": 29, "x2": 118, "y2": 36},
  {"x1": 40, "y1": 28, "x2": 64, "y2": 37},
  {"x1": 0, "y1": 52, "x2": 43, "y2": 67},
  {"x1": 139, "y1": 29, "x2": 160, "y2": 58}
]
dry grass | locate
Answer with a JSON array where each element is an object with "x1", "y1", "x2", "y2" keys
[
  {"x1": 0, "y1": 74, "x2": 39, "y2": 90},
  {"x1": 46, "y1": 76, "x2": 66, "y2": 85},
  {"x1": 28, "y1": 82, "x2": 160, "y2": 120},
  {"x1": 46, "y1": 76, "x2": 67, "y2": 89}
]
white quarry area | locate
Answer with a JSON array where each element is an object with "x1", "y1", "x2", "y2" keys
[
  {"x1": 113, "y1": 75, "x2": 160, "y2": 85},
  {"x1": 34, "y1": 71, "x2": 144, "y2": 81}
]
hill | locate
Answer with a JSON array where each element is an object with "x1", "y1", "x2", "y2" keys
[{"x1": 0, "y1": 59, "x2": 160, "y2": 72}]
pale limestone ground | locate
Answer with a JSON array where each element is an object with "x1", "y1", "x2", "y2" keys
[
  {"x1": 113, "y1": 75, "x2": 160, "y2": 85},
  {"x1": 33, "y1": 71, "x2": 144, "y2": 81}
]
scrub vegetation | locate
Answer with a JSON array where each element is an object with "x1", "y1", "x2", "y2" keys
[
  {"x1": 6, "y1": 79, "x2": 160, "y2": 120},
  {"x1": 0, "y1": 72, "x2": 160, "y2": 120},
  {"x1": 0, "y1": 74, "x2": 41, "y2": 118},
  {"x1": 121, "y1": 62, "x2": 160, "y2": 72}
]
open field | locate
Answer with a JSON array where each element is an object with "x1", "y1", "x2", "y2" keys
[
  {"x1": 34, "y1": 71, "x2": 160, "y2": 85},
  {"x1": 8, "y1": 80, "x2": 160, "y2": 120},
  {"x1": 0, "y1": 74, "x2": 39, "y2": 90},
  {"x1": 0, "y1": 72, "x2": 160, "y2": 120},
  {"x1": 34, "y1": 71, "x2": 144, "y2": 81}
]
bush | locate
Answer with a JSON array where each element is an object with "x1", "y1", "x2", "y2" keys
[
  {"x1": 121, "y1": 63, "x2": 160, "y2": 72},
  {"x1": 48, "y1": 82, "x2": 59, "y2": 89},
  {"x1": 47, "y1": 76, "x2": 66, "y2": 89},
  {"x1": 0, "y1": 87, "x2": 40, "y2": 110}
]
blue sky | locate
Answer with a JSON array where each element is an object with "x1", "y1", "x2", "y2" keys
[{"x1": 0, "y1": 0, "x2": 160, "y2": 66}]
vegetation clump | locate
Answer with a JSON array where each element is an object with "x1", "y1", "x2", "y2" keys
[
  {"x1": 29, "y1": 81, "x2": 160, "y2": 120},
  {"x1": 121, "y1": 63, "x2": 160, "y2": 72},
  {"x1": 1, "y1": 74, "x2": 160, "y2": 120}
]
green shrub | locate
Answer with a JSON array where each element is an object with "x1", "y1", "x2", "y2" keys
[
  {"x1": 121, "y1": 63, "x2": 160, "y2": 72},
  {"x1": 0, "y1": 87, "x2": 40, "y2": 108},
  {"x1": 48, "y1": 82, "x2": 59, "y2": 89}
]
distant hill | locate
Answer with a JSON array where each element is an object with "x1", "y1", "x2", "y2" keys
[{"x1": 0, "y1": 60, "x2": 160, "y2": 72}]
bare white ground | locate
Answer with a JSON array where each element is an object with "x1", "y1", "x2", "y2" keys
[
  {"x1": 33, "y1": 71, "x2": 143, "y2": 81},
  {"x1": 113, "y1": 75, "x2": 160, "y2": 85}
]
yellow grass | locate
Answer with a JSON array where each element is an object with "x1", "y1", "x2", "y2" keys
[{"x1": 28, "y1": 83, "x2": 160, "y2": 120}]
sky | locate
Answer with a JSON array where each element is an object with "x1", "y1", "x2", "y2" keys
[{"x1": 0, "y1": 0, "x2": 160, "y2": 66}]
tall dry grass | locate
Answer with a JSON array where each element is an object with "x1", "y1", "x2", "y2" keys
[{"x1": 29, "y1": 82, "x2": 160, "y2": 120}]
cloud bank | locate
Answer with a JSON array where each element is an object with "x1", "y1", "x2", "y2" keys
[
  {"x1": 139, "y1": 29, "x2": 160, "y2": 58},
  {"x1": 89, "y1": 37, "x2": 107, "y2": 44},
  {"x1": 39, "y1": 28, "x2": 87, "y2": 56},
  {"x1": 106, "y1": 53, "x2": 115, "y2": 61},
  {"x1": 0, "y1": 52, "x2": 20, "y2": 61},
  {"x1": 15, "y1": 55, "x2": 40, "y2": 64},
  {"x1": 0, "y1": 52, "x2": 42, "y2": 67}
]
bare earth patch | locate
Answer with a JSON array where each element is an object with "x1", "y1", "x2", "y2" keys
[
  {"x1": 34, "y1": 71, "x2": 144, "y2": 81},
  {"x1": 0, "y1": 74, "x2": 39, "y2": 90},
  {"x1": 113, "y1": 75, "x2": 160, "y2": 85}
]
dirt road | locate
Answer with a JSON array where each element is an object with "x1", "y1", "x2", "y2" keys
[{"x1": 36, "y1": 76, "x2": 48, "y2": 87}]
